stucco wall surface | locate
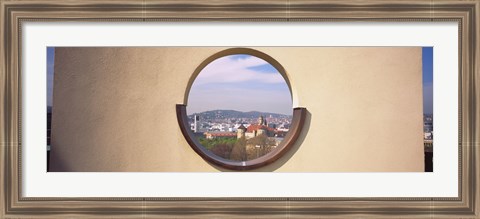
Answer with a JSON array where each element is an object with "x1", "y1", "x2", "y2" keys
[{"x1": 49, "y1": 47, "x2": 424, "y2": 172}]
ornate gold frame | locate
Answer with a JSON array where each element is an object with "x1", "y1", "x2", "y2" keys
[{"x1": 1, "y1": 0, "x2": 478, "y2": 218}]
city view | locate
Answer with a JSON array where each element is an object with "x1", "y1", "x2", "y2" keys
[
  {"x1": 186, "y1": 54, "x2": 293, "y2": 161},
  {"x1": 187, "y1": 110, "x2": 292, "y2": 161}
]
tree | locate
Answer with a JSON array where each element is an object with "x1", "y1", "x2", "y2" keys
[
  {"x1": 230, "y1": 136, "x2": 247, "y2": 161},
  {"x1": 246, "y1": 134, "x2": 276, "y2": 160},
  {"x1": 197, "y1": 136, "x2": 237, "y2": 151},
  {"x1": 210, "y1": 143, "x2": 233, "y2": 159}
]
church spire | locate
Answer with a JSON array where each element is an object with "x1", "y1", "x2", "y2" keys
[
  {"x1": 257, "y1": 115, "x2": 265, "y2": 125},
  {"x1": 257, "y1": 115, "x2": 267, "y2": 126}
]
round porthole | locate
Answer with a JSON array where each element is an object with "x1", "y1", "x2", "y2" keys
[{"x1": 176, "y1": 48, "x2": 306, "y2": 170}]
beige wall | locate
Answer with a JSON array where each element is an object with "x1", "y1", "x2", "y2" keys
[{"x1": 49, "y1": 47, "x2": 424, "y2": 172}]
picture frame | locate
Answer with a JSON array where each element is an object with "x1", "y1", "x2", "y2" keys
[{"x1": 1, "y1": 0, "x2": 478, "y2": 218}]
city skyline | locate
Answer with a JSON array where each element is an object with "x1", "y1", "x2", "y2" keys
[{"x1": 187, "y1": 109, "x2": 292, "y2": 117}]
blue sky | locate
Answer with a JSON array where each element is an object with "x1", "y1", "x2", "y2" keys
[
  {"x1": 422, "y1": 47, "x2": 433, "y2": 114},
  {"x1": 46, "y1": 48, "x2": 434, "y2": 115},
  {"x1": 47, "y1": 47, "x2": 55, "y2": 107},
  {"x1": 186, "y1": 54, "x2": 293, "y2": 115}
]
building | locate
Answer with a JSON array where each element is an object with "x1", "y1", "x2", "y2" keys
[
  {"x1": 204, "y1": 131, "x2": 237, "y2": 139},
  {"x1": 50, "y1": 47, "x2": 425, "y2": 172},
  {"x1": 237, "y1": 124, "x2": 247, "y2": 139},
  {"x1": 236, "y1": 115, "x2": 277, "y2": 139},
  {"x1": 423, "y1": 114, "x2": 433, "y2": 141},
  {"x1": 193, "y1": 114, "x2": 200, "y2": 133}
]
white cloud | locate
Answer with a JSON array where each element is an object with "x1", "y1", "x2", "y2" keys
[
  {"x1": 234, "y1": 55, "x2": 270, "y2": 67},
  {"x1": 193, "y1": 55, "x2": 286, "y2": 85},
  {"x1": 187, "y1": 55, "x2": 292, "y2": 114}
]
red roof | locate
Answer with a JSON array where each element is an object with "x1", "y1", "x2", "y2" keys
[
  {"x1": 205, "y1": 132, "x2": 237, "y2": 137},
  {"x1": 237, "y1": 124, "x2": 247, "y2": 131},
  {"x1": 246, "y1": 125, "x2": 275, "y2": 133}
]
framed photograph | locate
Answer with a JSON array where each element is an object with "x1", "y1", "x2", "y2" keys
[{"x1": 1, "y1": 0, "x2": 478, "y2": 218}]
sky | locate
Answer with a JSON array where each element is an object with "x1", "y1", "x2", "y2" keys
[
  {"x1": 186, "y1": 54, "x2": 293, "y2": 115},
  {"x1": 47, "y1": 47, "x2": 55, "y2": 107},
  {"x1": 46, "y1": 48, "x2": 434, "y2": 115},
  {"x1": 422, "y1": 47, "x2": 433, "y2": 115}
]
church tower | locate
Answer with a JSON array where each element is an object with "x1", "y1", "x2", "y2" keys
[
  {"x1": 257, "y1": 115, "x2": 267, "y2": 126},
  {"x1": 257, "y1": 115, "x2": 264, "y2": 125},
  {"x1": 193, "y1": 115, "x2": 200, "y2": 133},
  {"x1": 237, "y1": 124, "x2": 247, "y2": 139}
]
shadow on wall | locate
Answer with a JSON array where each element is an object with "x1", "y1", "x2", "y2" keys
[
  {"x1": 48, "y1": 146, "x2": 70, "y2": 172},
  {"x1": 211, "y1": 109, "x2": 312, "y2": 172}
]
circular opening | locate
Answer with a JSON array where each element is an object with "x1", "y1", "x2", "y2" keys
[
  {"x1": 188, "y1": 51, "x2": 292, "y2": 161},
  {"x1": 177, "y1": 48, "x2": 306, "y2": 170}
]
